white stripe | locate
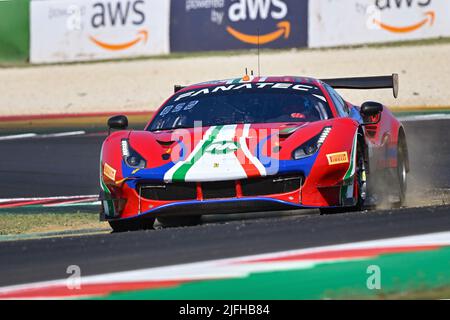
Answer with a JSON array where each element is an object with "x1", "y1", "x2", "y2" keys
[
  {"x1": 1, "y1": 231, "x2": 449, "y2": 297},
  {"x1": 184, "y1": 125, "x2": 247, "y2": 182},
  {"x1": 44, "y1": 201, "x2": 100, "y2": 207},
  {"x1": 0, "y1": 133, "x2": 37, "y2": 141},
  {"x1": 39, "y1": 131, "x2": 85, "y2": 138},
  {"x1": 0, "y1": 195, "x2": 98, "y2": 204},
  {"x1": 0, "y1": 131, "x2": 86, "y2": 141},
  {"x1": 240, "y1": 124, "x2": 267, "y2": 176},
  {"x1": 398, "y1": 113, "x2": 450, "y2": 122}
]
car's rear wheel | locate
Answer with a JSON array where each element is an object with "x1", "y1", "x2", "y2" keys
[
  {"x1": 108, "y1": 217, "x2": 155, "y2": 233},
  {"x1": 392, "y1": 137, "x2": 408, "y2": 207},
  {"x1": 157, "y1": 215, "x2": 202, "y2": 228}
]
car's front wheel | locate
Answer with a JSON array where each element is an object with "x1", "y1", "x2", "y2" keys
[
  {"x1": 320, "y1": 138, "x2": 367, "y2": 214},
  {"x1": 108, "y1": 217, "x2": 155, "y2": 233}
]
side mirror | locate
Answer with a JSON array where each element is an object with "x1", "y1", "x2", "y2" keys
[
  {"x1": 361, "y1": 102, "x2": 383, "y2": 126},
  {"x1": 361, "y1": 101, "x2": 383, "y2": 117},
  {"x1": 107, "y1": 115, "x2": 128, "y2": 131}
]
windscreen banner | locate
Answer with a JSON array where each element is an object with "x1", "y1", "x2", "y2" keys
[
  {"x1": 309, "y1": 0, "x2": 450, "y2": 48},
  {"x1": 170, "y1": 0, "x2": 309, "y2": 52},
  {"x1": 30, "y1": 0, "x2": 170, "y2": 63}
]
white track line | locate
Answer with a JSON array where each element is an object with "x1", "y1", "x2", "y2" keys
[
  {"x1": 0, "y1": 195, "x2": 98, "y2": 204},
  {"x1": 0, "y1": 133, "x2": 37, "y2": 141},
  {"x1": 399, "y1": 114, "x2": 450, "y2": 122},
  {"x1": 0, "y1": 131, "x2": 86, "y2": 141},
  {"x1": 39, "y1": 131, "x2": 86, "y2": 138}
]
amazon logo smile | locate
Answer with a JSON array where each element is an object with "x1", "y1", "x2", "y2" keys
[
  {"x1": 373, "y1": 0, "x2": 435, "y2": 33},
  {"x1": 226, "y1": 21, "x2": 290, "y2": 45},
  {"x1": 373, "y1": 10, "x2": 435, "y2": 33},
  {"x1": 225, "y1": 0, "x2": 291, "y2": 45},
  {"x1": 90, "y1": 29, "x2": 148, "y2": 51}
]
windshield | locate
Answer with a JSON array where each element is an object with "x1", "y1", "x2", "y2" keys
[{"x1": 148, "y1": 82, "x2": 332, "y2": 131}]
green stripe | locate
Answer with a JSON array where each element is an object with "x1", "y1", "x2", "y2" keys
[
  {"x1": 99, "y1": 146, "x2": 114, "y2": 217},
  {"x1": 98, "y1": 246, "x2": 450, "y2": 300},
  {"x1": 100, "y1": 179, "x2": 114, "y2": 217},
  {"x1": 344, "y1": 132, "x2": 358, "y2": 180},
  {"x1": 172, "y1": 126, "x2": 223, "y2": 181}
]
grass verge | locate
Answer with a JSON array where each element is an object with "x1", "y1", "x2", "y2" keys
[
  {"x1": 0, "y1": 212, "x2": 108, "y2": 236},
  {"x1": 340, "y1": 285, "x2": 450, "y2": 300}
]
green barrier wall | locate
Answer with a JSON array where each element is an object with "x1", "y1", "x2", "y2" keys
[{"x1": 0, "y1": 0, "x2": 29, "y2": 62}]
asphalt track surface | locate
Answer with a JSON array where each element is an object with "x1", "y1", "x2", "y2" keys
[{"x1": 0, "y1": 119, "x2": 449, "y2": 287}]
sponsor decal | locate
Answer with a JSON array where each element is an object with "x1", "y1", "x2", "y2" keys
[
  {"x1": 205, "y1": 141, "x2": 240, "y2": 155},
  {"x1": 326, "y1": 152, "x2": 349, "y2": 166},
  {"x1": 30, "y1": 0, "x2": 170, "y2": 63},
  {"x1": 226, "y1": 0, "x2": 290, "y2": 44},
  {"x1": 103, "y1": 162, "x2": 117, "y2": 181},
  {"x1": 373, "y1": 0, "x2": 435, "y2": 33},
  {"x1": 309, "y1": 0, "x2": 450, "y2": 48},
  {"x1": 174, "y1": 82, "x2": 321, "y2": 102},
  {"x1": 89, "y1": 0, "x2": 148, "y2": 51},
  {"x1": 170, "y1": 0, "x2": 308, "y2": 52}
]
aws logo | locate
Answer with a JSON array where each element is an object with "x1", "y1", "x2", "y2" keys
[
  {"x1": 89, "y1": 0, "x2": 148, "y2": 51},
  {"x1": 373, "y1": 0, "x2": 435, "y2": 33},
  {"x1": 226, "y1": 0, "x2": 291, "y2": 45}
]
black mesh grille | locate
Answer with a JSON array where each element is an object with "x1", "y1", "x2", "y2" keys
[
  {"x1": 139, "y1": 183, "x2": 197, "y2": 201},
  {"x1": 241, "y1": 176, "x2": 302, "y2": 197},
  {"x1": 139, "y1": 176, "x2": 301, "y2": 201},
  {"x1": 202, "y1": 181, "x2": 236, "y2": 199}
]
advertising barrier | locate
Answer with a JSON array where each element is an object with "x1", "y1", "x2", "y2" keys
[
  {"x1": 170, "y1": 0, "x2": 309, "y2": 52},
  {"x1": 30, "y1": 0, "x2": 170, "y2": 63},
  {"x1": 0, "y1": 0, "x2": 29, "y2": 62},
  {"x1": 309, "y1": 0, "x2": 450, "y2": 48}
]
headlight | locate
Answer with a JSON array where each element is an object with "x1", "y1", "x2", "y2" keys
[
  {"x1": 292, "y1": 127, "x2": 332, "y2": 160},
  {"x1": 121, "y1": 139, "x2": 146, "y2": 169}
]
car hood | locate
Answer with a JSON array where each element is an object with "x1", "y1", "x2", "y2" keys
[{"x1": 127, "y1": 122, "x2": 328, "y2": 183}]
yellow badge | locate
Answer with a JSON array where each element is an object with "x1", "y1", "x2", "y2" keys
[
  {"x1": 327, "y1": 152, "x2": 349, "y2": 165},
  {"x1": 104, "y1": 163, "x2": 117, "y2": 181},
  {"x1": 213, "y1": 163, "x2": 220, "y2": 168}
]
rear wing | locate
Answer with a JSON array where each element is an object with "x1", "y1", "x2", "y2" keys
[
  {"x1": 174, "y1": 85, "x2": 185, "y2": 93},
  {"x1": 321, "y1": 74, "x2": 399, "y2": 98}
]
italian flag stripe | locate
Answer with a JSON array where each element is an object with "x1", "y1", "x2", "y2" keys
[
  {"x1": 171, "y1": 126, "x2": 223, "y2": 181},
  {"x1": 234, "y1": 124, "x2": 260, "y2": 177}
]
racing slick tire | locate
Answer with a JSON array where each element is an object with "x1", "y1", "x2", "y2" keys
[
  {"x1": 392, "y1": 136, "x2": 408, "y2": 208},
  {"x1": 320, "y1": 139, "x2": 367, "y2": 215},
  {"x1": 108, "y1": 217, "x2": 155, "y2": 233},
  {"x1": 157, "y1": 215, "x2": 202, "y2": 228}
]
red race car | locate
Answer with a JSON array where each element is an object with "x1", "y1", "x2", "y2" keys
[{"x1": 100, "y1": 74, "x2": 408, "y2": 232}]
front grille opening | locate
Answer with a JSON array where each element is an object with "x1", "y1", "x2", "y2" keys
[
  {"x1": 138, "y1": 175, "x2": 302, "y2": 201},
  {"x1": 202, "y1": 181, "x2": 236, "y2": 199},
  {"x1": 139, "y1": 183, "x2": 197, "y2": 201},
  {"x1": 241, "y1": 176, "x2": 302, "y2": 197}
]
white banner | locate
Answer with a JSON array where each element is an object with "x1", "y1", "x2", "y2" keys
[
  {"x1": 30, "y1": 0, "x2": 170, "y2": 63},
  {"x1": 309, "y1": 0, "x2": 450, "y2": 48}
]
